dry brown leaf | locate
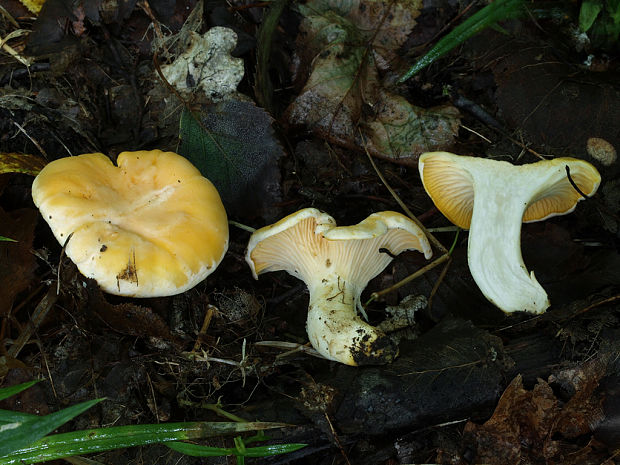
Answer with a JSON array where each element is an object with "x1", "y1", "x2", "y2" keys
[{"x1": 464, "y1": 357, "x2": 612, "y2": 465}]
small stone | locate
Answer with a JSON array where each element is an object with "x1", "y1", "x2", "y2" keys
[{"x1": 587, "y1": 137, "x2": 617, "y2": 166}]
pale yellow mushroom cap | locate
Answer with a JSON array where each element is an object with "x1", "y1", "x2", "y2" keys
[
  {"x1": 32, "y1": 150, "x2": 229, "y2": 297},
  {"x1": 418, "y1": 152, "x2": 601, "y2": 228},
  {"x1": 246, "y1": 208, "x2": 432, "y2": 285}
]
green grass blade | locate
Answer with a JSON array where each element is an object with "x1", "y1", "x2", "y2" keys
[
  {"x1": 164, "y1": 442, "x2": 234, "y2": 457},
  {"x1": 0, "y1": 381, "x2": 38, "y2": 401},
  {"x1": 0, "y1": 410, "x2": 39, "y2": 424},
  {"x1": 0, "y1": 421, "x2": 288, "y2": 464},
  {"x1": 399, "y1": 0, "x2": 525, "y2": 81},
  {"x1": 166, "y1": 441, "x2": 307, "y2": 458},
  {"x1": 0, "y1": 398, "x2": 103, "y2": 457},
  {"x1": 240, "y1": 443, "x2": 308, "y2": 457}
]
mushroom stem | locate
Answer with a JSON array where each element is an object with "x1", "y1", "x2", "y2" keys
[
  {"x1": 468, "y1": 177, "x2": 549, "y2": 313},
  {"x1": 306, "y1": 274, "x2": 396, "y2": 366}
]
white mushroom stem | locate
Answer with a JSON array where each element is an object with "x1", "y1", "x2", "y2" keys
[
  {"x1": 306, "y1": 274, "x2": 386, "y2": 366},
  {"x1": 468, "y1": 178, "x2": 549, "y2": 313}
]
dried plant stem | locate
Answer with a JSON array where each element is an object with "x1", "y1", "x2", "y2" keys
[
  {"x1": 360, "y1": 130, "x2": 447, "y2": 254},
  {"x1": 365, "y1": 253, "x2": 450, "y2": 305}
]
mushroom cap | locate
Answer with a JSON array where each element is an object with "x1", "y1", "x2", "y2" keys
[
  {"x1": 246, "y1": 208, "x2": 432, "y2": 285},
  {"x1": 32, "y1": 150, "x2": 228, "y2": 297},
  {"x1": 418, "y1": 152, "x2": 601, "y2": 229}
]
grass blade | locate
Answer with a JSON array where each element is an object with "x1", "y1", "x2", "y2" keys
[
  {"x1": 0, "y1": 421, "x2": 288, "y2": 464},
  {"x1": 0, "y1": 381, "x2": 38, "y2": 401},
  {"x1": 166, "y1": 441, "x2": 307, "y2": 458},
  {"x1": 399, "y1": 0, "x2": 525, "y2": 81},
  {"x1": 0, "y1": 410, "x2": 38, "y2": 424},
  {"x1": 0, "y1": 399, "x2": 103, "y2": 457}
]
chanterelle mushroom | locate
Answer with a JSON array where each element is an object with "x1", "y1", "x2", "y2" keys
[
  {"x1": 418, "y1": 152, "x2": 601, "y2": 314},
  {"x1": 245, "y1": 208, "x2": 432, "y2": 366},
  {"x1": 32, "y1": 150, "x2": 228, "y2": 297}
]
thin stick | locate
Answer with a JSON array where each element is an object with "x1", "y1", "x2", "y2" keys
[
  {"x1": 428, "y1": 255, "x2": 452, "y2": 309},
  {"x1": 366, "y1": 253, "x2": 450, "y2": 305},
  {"x1": 359, "y1": 130, "x2": 447, "y2": 254},
  {"x1": 8, "y1": 287, "x2": 58, "y2": 358},
  {"x1": 191, "y1": 305, "x2": 216, "y2": 353},
  {"x1": 229, "y1": 220, "x2": 256, "y2": 233}
]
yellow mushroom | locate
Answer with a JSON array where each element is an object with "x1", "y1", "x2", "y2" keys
[{"x1": 32, "y1": 150, "x2": 228, "y2": 297}]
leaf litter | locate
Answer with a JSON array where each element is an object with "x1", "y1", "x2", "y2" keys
[{"x1": 285, "y1": 0, "x2": 461, "y2": 165}]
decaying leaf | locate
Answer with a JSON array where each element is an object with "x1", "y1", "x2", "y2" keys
[
  {"x1": 285, "y1": 0, "x2": 460, "y2": 165},
  {"x1": 0, "y1": 152, "x2": 47, "y2": 176},
  {"x1": 84, "y1": 279, "x2": 177, "y2": 342},
  {"x1": 160, "y1": 27, "x2": 244, "y2": 103},
  {"x1": 463, "y1": 355, "x2": 612, "y2": 465},
  {"x1": 178, "y1": 100, "x2": 283, "y2": 218}
]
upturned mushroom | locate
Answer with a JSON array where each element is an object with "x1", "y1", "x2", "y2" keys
[
  {"x1": 245, "y1": 208, "x2": 432, "y2": 365},
  {"x1": 32, "y1": 150, "x2": 228, "y2": 297},
  {"x1": 418, "y1": 152, "x2": 601, "y2": 313}
]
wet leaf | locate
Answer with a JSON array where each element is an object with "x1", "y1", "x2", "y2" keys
[
  {"x1": 0, "y1": 208, "x2": 38, "y2": 318},
  {"x1": 285, "y1": 0, "x2": 460, "y2": 165},
  {"x1": 0, "y1": 153, "x2": 47, "y2": 176},
  {"x1": 464, "y1": 355, "x2": 611, "y2": 465},
  {"x1": 85, "y1": 281, "x2": 177, "y2": 341},
  {"x1": 178, "y1": 100, "x2": 283, "y2": 218}
]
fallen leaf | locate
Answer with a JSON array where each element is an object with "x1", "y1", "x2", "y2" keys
[
  {"x1": 85, "y1": 279, "x2": 177, "y2": 342},
  {"x1": 285, "y1": 0, "x2": 460, "y2": 165},
  {"x1": 463, "y1": 354, "x2": 612, "y2": 465},
  {"x1": 160, "y1": 27, "x2": 244, "y2": 102},
  {"x1": 178, "y1": 100, "x2": 283, "y2": 218}
]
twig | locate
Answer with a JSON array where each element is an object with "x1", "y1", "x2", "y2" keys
[
  {"x1": 366, "y1": 253, "x2": 450, "y2": 305},
  {"x1": 13, "y1": 120, "x2": 47, "y2": 158},
  {"x1": 324, "y1": 412, "x2": 352, "y2": 465},
  {"x1": 191, "y1": 304, "x2": 216, "y2": 353},
  {"x1": 229, "y1": 220, "x2": 256, "y2": 233},
  {"x1": 359, "y1": 129, "x2": 447, "y2": 254},
  {"x1": 8, "y1": 287, "x2": 58, "y2": 358}
]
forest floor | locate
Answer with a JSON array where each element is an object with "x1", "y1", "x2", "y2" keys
[{"x1": 0, "y1": 0, "x2": 619, "y2": 463}]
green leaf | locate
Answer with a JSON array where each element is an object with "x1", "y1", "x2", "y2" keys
[
  {"x1": 399, "y1": 0, "x2": 526, "y2": 81},
  {"x1": 0, "y1": 398, "x2": 103, "y2": 457},
  {"x1": 166, "y1": 441, "x2": 307, "y2": 458},
  {"x1": 0, "y1": 381, "x2": 38, "y2": 401},
  {"x1": 0, "y1": 236, "x2": 17, "y2": 242},
  {"x1": 579, "y1": 0, "x2": 603, "y2": 32},
  {"x1": 178, "y1": 101, "x2": 283, "y2": 217},
  {"x1": 0, "y1": 410, "x2": 39, "y2": 424},
  {"x1": 0, "y1": 421, "x2": 288, "y2": 464}
]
